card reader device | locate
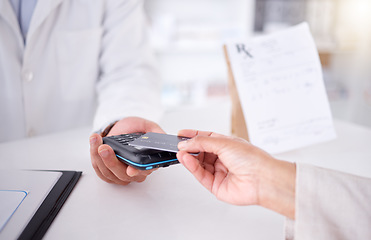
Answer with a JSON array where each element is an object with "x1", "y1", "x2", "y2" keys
[{"x1": 102, "y1": 133, "x2": 180, "y2": 170}]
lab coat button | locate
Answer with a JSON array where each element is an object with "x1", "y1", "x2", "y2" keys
[{"x1": 23, "y1": 70, "x2": 34, "y2": 82}]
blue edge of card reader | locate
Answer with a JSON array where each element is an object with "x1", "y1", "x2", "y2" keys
[{"x1": 116, "y1": 155, "x2": 178, "y2": 170}]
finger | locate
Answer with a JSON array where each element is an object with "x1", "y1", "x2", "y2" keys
[
  {"x1": 177, "y1": 129, "x2": 226, "y2": 138},
  {"x1": 178, "y1": 136, "x2": 228, "y2": 156},
  {"x1": 98, "y1": 144, "x2": 132, "y2": 184},
  {"x1": 126, "y1": 165, "x2": 155, "y2": 178},
  {"x1": 127, "y1": 166, "x2": 140, "y2": 177},
  {"x1": 99, "y1": 146, "x2": 152, "y2": 184},
  {"x1": 98, "y1": 150, "x2": 130, "y2": 185},
  {"x1": 90, "y1": 134, "x2": 115, "y2": 183},
  {"x1": 177, "y1": 151, "x2": 214, "y2": 192}
]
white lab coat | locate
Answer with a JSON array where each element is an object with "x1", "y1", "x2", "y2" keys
[
  {"x1": 285, "y1": 163, "x2": 371, "y2": 240},
  {"x1": 0, "y1": 0, "x2": 162, "y2": 142}
]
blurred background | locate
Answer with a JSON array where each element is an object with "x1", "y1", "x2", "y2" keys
[{"x1": 144, "y1": 0, "x2": 371, "y2": 128}]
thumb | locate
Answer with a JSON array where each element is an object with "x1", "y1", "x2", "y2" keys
[{"x1": 178, "y1": 136, "x2": 229, "y2": 156}]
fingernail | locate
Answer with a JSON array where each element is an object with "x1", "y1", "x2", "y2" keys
[
  {"x1": 128, "y1": 172, "x2": 137, "y2": 177},
  {"x1": 178, "y1": 140, "x2": 188, "y2": 150},
  {"x1": 89, "y1": 136, "x2": 97, "y2": 145},
  {"x1": 99, "y1": 149, "x2": 109, "y2": 158}
]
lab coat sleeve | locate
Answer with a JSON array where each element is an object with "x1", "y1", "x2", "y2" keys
[
  {"x1": 285, "y1": 163, "x2": 371, "y2": 240},
  {"x1": 93, "y1": 0, "x2": 162, "y2": 132}
]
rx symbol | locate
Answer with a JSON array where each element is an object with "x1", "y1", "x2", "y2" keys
[{"x1": 236, "y1": 44, "x2": 253, "y2": 58}]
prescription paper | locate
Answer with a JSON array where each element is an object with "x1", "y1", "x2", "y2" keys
[{"x1": 226, "y1": 23, "x2": 336, "y2": 154}]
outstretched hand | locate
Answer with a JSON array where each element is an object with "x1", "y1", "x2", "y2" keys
[
  {"x1": 177, "y1": 129, "x2": 296, "y2": 219},
  {"x1": 177, "y1": 129, "x2": 270, "y2": 205}
]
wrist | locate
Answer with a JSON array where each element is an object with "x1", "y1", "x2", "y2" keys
[{"x1": 258, "y1": 157, "x2": 296, "y2": 219}]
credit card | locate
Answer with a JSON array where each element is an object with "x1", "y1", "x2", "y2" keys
[{"x1": 128, "y1": 132, "x2": 190, "y2": 153}]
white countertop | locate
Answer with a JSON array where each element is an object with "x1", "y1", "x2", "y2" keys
[{"x1": 1, "y1": 101, "x2": 371, "y2": 240}]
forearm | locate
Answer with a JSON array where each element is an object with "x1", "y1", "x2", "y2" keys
[{"x1": 258, "y1": 158, "x2": 296, "y2": 219}]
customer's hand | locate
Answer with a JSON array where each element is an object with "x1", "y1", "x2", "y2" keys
[
  {"x1": 90, "y1": 117, "x2": 164, "y2": 185},
  {"x1": 177, "y1": 129, "x2": 296, "y2": 219}
]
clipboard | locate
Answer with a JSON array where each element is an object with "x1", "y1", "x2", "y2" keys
[
  {"x1": 0, "y1": 170, "x2": 81, "y2": 240},
  {"x1": 19, "y1": 170, "x2": 82, "y2": 240},
  {"x1": 223, "y1": 45, "x2": 250, "y2": 141}
]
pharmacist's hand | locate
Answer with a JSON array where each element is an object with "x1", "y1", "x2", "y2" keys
[
  {"x1": 177, "y1": 129, "x2": 296, "y2": 219},
  {"x1": 90, "y1": 117, "x2": 164, "y2": 185}
]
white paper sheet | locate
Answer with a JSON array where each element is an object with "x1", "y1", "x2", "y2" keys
[
  {"x1": 227, "y1": 23, "x2": 336, "y2": 154},
  {"x1": 0, "y1": 190, "x2": 28, "y2": 232}
]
